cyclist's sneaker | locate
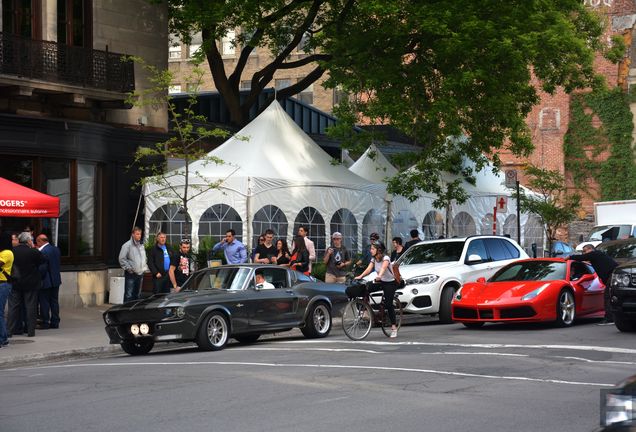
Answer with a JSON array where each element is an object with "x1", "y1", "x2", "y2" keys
[{"x1": 390, "y1": 329, "x2": 398, "y2": 338}]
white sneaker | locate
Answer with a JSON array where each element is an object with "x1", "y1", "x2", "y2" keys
[{"x1": 390, "y1": 329, "x2": 398, "y2": 338}]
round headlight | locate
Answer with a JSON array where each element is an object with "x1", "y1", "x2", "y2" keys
[
  {"x1": 139, "y1": 323, "x2": 150, "y2": 335},
  {"x1": 620, "y1": 274, "x2": 631, "y2": 286},
  {"x1": 175, "y1": 306, "x2": 185, "y2": 319},
  {"x1": 130, "y1": 324, "x2": 140, "y2": 335},
  {"x1": 104, "y1": 313, "x2": 112, "y2": 325}
]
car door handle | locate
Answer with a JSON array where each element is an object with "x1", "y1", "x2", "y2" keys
[{"x1": 286, "y1": 290, "x2": 294, "y2": 294}]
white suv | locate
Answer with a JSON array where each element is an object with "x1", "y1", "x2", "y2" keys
[{"x1": 386, "y1": 236, "x2": 528, "y2": 323}]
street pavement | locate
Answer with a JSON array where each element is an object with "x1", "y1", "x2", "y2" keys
[{"x1": 0, "y1": 305, "x2": 119, "y2": 368}]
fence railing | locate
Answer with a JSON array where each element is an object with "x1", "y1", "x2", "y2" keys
[{"x1": 0, "y1": 32, "x2": 134, "y2": 93}]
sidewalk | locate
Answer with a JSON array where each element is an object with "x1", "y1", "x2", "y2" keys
[{"x1": 0, "y1": 305, "x2": 121, "y2": 368}]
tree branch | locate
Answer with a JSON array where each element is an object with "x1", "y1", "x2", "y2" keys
[{"x1": 278, "y1": 53, "x2": 331, "y2": 69}]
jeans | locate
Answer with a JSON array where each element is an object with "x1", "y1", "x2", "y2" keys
[
  {"x1": 0, "y1": 282, "x2": 10, "y2": 344},
  {"x1": 124, "y1": 272, "x2": 143, "y2": 303},
  {"x1": 152, "y1": 274, "x2": 171, "y2": 294}
]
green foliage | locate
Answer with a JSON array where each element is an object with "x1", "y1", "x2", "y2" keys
[
  {"x1": 127, "y1": 57, "x2": 231, "y2": 237},
  {"x1": 311, "y1": 261, "x2": 326, "y2": 282},
  {"x1": 324, "y1": 0, "x2": 608, "y2": 203},
  {"x1": 564, "y1": 87, "x2": 636, "y2": 201},
  {"x1": 519, "y1": 165, "x2": 580, "y2": 254}
]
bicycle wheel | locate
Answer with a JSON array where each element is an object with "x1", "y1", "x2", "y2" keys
[
  {"x1": 380, "y1": 295, "x2": 403, "y2": 337},
  {"x1": 341, "y1": 299, "x2": 373, "y2": 341}
]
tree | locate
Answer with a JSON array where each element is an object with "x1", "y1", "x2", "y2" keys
[
  {"x1": 128, "y1": 58, "x2": 230, "y2": 238},
  {"x1": 159, "y1": 0, "x2": 356, "y2": 126},
  {"x1": 156, "y1": 0, "x2": 618, "y2": 203},
  {"x1": 518, "y1": 165, "x2": 580, "y2": 256}
]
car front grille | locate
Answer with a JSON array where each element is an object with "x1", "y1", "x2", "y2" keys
[
  {"x1": 478, "y1": 309, "x2": 494, "y2": 319},
  {"x1": 412, "y1": 296, "x2": 432, "y2": 308},
  {"x1": 454, "y1": 307, "x2": 478, "y2": 319},
  {"x1": 500, "y1": 306, "x2": 536, "y2": 319},
  {"x1": 108, "y1": 309, "x2": 166, "y2": 324}
]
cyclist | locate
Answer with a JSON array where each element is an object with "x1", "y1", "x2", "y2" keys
[{"x1": 354, "y1": 241, "x2": 399, "y2": 338}]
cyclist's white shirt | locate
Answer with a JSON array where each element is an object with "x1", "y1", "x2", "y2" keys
[{"x1": 372, "y1": 255, "x2": 395, "y2": 282}]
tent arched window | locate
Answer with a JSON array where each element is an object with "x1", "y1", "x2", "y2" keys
[
  {"x1": 392, "y1": 209, "x2": 418, "y2": 241},
  {"x1": 361, "y1": 209, "x2": 385, "y2": 252},
  {"x1": 422, "y1": 210, "x2": 444, "y2": 240},
  {"x1": 252, "y1": 205, "x2": 288, "y2": 249},
  {"x1": 452, "y1": 212, "x2": 476, "y2": 237},
  {"x1": 523, "y1": 214, "x2": 544, "y2": 257},
  {"x1": 331, "y1": 208, "x2": 358, "y2": 253},
  {"x1": 199, "y1": 204, "x2": 243, "y2": 244},
  {"x1": 503, "y1": 214, "x2": 518, "y2": 240},
  {"x1": 149, "y1": 204, "x2": 192, "y2": 246},
  {"x1": 480, "y1": 213, "x2": 497, "y2": 235},
  {"x1": 294, "y1": 207, "x2": 325, "y2": 258}
]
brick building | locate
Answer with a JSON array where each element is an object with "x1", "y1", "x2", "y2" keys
[{"x1": 498, "y1": 0, "x2": 636, "y2": 243}]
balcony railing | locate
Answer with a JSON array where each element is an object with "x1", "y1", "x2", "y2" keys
[{"x1": 0, "y1": 32, "x2": 134, "y2": 93}]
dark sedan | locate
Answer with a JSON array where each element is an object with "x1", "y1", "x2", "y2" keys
[{"x1": 104, "y1": 264, "x2": 348, "y2": 355}]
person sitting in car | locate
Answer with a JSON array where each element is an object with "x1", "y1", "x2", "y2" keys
[{"x1": 255, "y1": 271, "x2": 274, "y2": 290}]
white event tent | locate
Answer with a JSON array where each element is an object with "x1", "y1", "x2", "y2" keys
[
  {"x1": 349, "y1": 144, "x2": 545, "y2": 255},
  {"x1": 143, "y1": 101, "x2": 387, "y2": 254}
]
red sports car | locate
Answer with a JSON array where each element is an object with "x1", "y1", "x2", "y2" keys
[{"x1": 451, "y1": 258, "x2": 605, "y2": 328}]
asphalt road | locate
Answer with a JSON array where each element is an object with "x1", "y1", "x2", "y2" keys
[{"x1": 1, "y1": 317, "x2": 634, "y2": 432}]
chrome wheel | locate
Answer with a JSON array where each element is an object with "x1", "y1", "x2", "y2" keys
[
  {"x1": 557, "y1": 289, "x2": 575, "y2": 327},
  {"x1": 196, "y1": 312, "x2": 229, "y2": 351},
  {"x1": 313, "y1": 303, "x2": 331, "y2": 335}
]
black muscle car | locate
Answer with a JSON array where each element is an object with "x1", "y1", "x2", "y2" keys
[{"x1": 104, "y1": 264, "x2": 348, "y2": 355}]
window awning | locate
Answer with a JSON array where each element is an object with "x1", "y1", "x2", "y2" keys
[{"x1": 0, "y1": 177, "x2": 60, "y2": 218}]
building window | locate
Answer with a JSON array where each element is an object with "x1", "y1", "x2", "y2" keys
[
  {"x1": 240, "y1": 80, "x2": 252, "y2": 91},
  {"x1": 2, "y1": 0, "x2": 42, "y2": 39},
  {"x1": 42, "y1": 160, "x2": 71, "y2": 256},
  {"x1": 222, "y1": 30, "x2": 236, "y2": 56},
  {"x1": 275, "y1": 78, "x2": 292, "y2": 90},
  {"x1": 57, "y1": 0, "x2": 92, "y2": 47},
  {"x1": 188, "y1": 44, "x2": 201, "y2": 58},
  {"x1": 76, "y1": 162, "x2": 101, "y2": 256},
  {"x1": 168, "y1": 84, "x2": 182, "y2": 94},
  {"x1": 299, "y1": 84, "x2": 313, "y2": 105},
  {"x1": 333, "y1": 86, "x2": 348, "y2": 107},
  {"x1": 169, "y1": 45, "x2": 182, "y2": 60}
]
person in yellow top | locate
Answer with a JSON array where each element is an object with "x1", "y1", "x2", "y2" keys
[{"x1": 0, "y1": 232, "x2": 14, "y2": 347}]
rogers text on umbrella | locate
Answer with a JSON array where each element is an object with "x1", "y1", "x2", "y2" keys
[{"x1": 0, "y1": 200, "x2": 27, "y2": 207}]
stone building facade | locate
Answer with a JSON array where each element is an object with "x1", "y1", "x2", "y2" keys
[{"x1": 0, "y1": 0, "x2": 168, "y2": 307}]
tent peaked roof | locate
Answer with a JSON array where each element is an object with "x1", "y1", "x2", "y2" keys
[
  {"x1": 349, "y1": 144, "x2": 399, "y2": 183},
  {"x1": 0, "y1": 177, "x2": 60, "y2": 217},
  {"x1": 194, "y1": 100, "x2": 374, "y2": 188}
]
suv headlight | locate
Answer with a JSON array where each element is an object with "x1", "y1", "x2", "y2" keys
[
  {"x1": 406, "y1": 274, "x2": 439, "y2": 285},
  {"x1": 612, "y1": 272, "x2": 632, "y2": 287}
]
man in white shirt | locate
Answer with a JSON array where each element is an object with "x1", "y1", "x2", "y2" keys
[{"x1": 255, "y1": 271, "x2": 275, "y2": 290}]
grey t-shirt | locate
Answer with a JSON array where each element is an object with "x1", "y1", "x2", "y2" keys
[{"x1": 326, "y1": 245, "x2": 351, "y2": 277}]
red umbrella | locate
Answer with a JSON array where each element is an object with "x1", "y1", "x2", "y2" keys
[{"x1": 0, "y1": 177, "x2": 60, "y2": 218}]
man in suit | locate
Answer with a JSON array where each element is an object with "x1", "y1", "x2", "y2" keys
[
  {"x1": 35, "y1": 234, "x2": 62, "y2": 329},
  {"x1": 7, "y1": 232, "x2": 45, "y2": 337}
]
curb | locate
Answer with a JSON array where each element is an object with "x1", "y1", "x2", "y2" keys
[{"x1": 0, "y1": 345, "x2": 124, "y2": 369}]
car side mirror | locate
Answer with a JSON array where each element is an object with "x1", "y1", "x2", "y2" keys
[
  {"x1": 476, "y1": 277, "x2": 486, "y2": 283},
  {"x1": 466, "y1": 254, "x2": 484, "y2": 264}
]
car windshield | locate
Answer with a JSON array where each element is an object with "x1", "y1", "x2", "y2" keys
[
  {"x1": 588, "y1": 225, "x2": 632, "y2": 242},
  {"x1": 184, "y1": 267, "x2": 252, "y2": 291},
  {"x1": 490, "y1": 261, "x2": 566, "y2": 282},
  {"x1": 598, "y1": 241, "x2": 636, "y2": 260},
  {"x1": 399, "y1": 241, "x2": 465, "y2": 265}
]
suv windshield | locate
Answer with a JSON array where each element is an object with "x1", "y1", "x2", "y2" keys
[
  {"x1": 598, "y1": 241, "x2": 636, "y2": 261},
  {"x1": 399, "y1": 241, "x2": 465, "y2": 265},
  {"x1": 490, "y1": 261, "x2": 566, "y2": 282}
]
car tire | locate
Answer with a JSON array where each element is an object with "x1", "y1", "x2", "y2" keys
[
  {"x1": 438, "y1": 286, "x2": 455, "y2": 324},
  {"x1": 462, "y1": 322, "x2": 484, "y2": 329},
  {"x1": 120, "y1": 339, "x2": 154, "y2": 356},
  {"x1": 196, "y1": 312, "x2": 229, "y2": 351},
  {"x1": 234, "y1": 334, "x2": 261, "y2": 344},
  {"x1": 555, "y1": 288, "x2": 575, "y2": 327},
  {"x1": 301, "y1": 302, "x2": 331, "y2": 338},
  {"x1": 614, "y1": 314, "x2": 636, "y2": 332}
]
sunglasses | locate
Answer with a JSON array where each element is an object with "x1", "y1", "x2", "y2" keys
[{"x1": 180, "y1": 239, "x2": 191, "y2": 244}]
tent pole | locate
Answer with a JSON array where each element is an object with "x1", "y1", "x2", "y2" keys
[
  {"x1": 54, "y1": 218, "x2": 59, "y2": 247},
  {"x1": 246, "y1": 177, "x2": 252, "y2": 256},
  {"x1": 385, "y1": 196, "x2": 392, "y2": 247}
]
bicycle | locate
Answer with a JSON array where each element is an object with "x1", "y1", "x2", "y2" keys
[{"x1": 341, "y1": 280, "x2": 403, "y2": 340}]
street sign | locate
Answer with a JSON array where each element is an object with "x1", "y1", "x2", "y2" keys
[
  {"x1": 505, "y1": 169, "x2": 517, "y2": 188},
  {"x1": 496, "y1": 196, "x2": 508, "y2": 213}
]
